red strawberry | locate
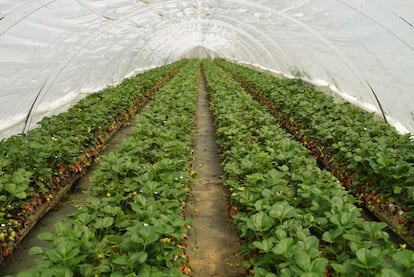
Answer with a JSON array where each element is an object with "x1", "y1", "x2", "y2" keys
[
  {"x1": 72, "y1": 163, "x2": 82, "y2": 172},
  {"x1": 181, "y1": 264, "x2": 190, "y2": 275},
  {"x1": 58, "y1": 163, "x2": 66, "y2": 173},
  {"x1": 371, "y1": 195, "x2": 379, "y2": 203}
]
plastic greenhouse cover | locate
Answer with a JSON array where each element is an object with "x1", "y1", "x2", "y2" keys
[{"x1": 0, "y1": 0, "x2": 413, "y2": 139}]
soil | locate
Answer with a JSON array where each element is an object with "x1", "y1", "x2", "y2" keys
[{"x1": 185, "y1": 73, "x2": 245, "y2": 276}]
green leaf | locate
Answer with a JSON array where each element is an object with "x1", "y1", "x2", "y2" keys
[
  {"x1": 381, "y1": 268, "x2": 403, "y2": 277},
  {"x1": 303, "y1": 214, "x2": 315, "y2": 224},
  {"x1": 56, "y1": 241, "x2": 80, "y2": 261},
  {"x1": 12, "y1": 169, "x2": 31, "y2": 185},
  {"x1": 279, "y1": 165, "x2": 289, "y2": 172},
  {"x1": 138, "y1": 226, "x2": 159, "y2": 244},
  {"x1": 296, "y1": 251, "x2": 310, "y2": 270},
  {"x1": 353, "y1": 156, "x2": 362, "y2": 162},
  {"x1": 134, "y1": 195, "x2": 147, "y2": 207},
  {"x1": 322, "y1": 231, "x2": 333, "y2": 243},
  {"x1": 45, "y1": 249, "x2": 63, "y2": 262},
  {"x1": 247, "y1": 211, "x2": 273, "y2": 232},
  {"x1": 86, "y1": 196, "x2": 101, "y2": 207},
  {"x1": 269, "y1": 202, "x2": 296, "y2": 220},
  {"x1": 97, "y1": 263, "x2": 111, "y2": 273},
  {"x1": 78, "y1": 264, "x2": 94, "y2": 276},
  {"x1": 330, "y1": 227, "x2": 344, "y2": 240},
  {"x1": 296, "y1": 229, "x2": 307, "y2": 241},
  {"x1": 355, "y1": 248, "x2": 383, "y2": 268},
  {"x1": 343, "y1": 233, "x2": 361, "y2": 243},
  {"x1": 377, "y1": 153, "x2": 390, "y2": 167},
  {"x1": 356, "y1": 248, "x2": 368, "y2": 265},
  {"x1": 393, "y1": 249, "x2": 414, "y2": 267},
  {"x1": 302, "y1": 236, "x2": 320, "y2": 259},
  {"x1": 103, "y1": 205, "x2": 121, "y2": 215},
  {"x1": 129, "y1": 251, "x2": 148, "y2": 264},
  {"x1": 37, "y1": 232, "x2": 55, "y2": 241},
  {"x1": 331, "y1": 263, "x2": 345, "y2": 274},
  {"x1": 29, "y1": 246, "x2": 44, "y2": 255},
  {"x1": 4, "y1": 183, "x2": 15, "y2": 194},
  {"x1": 254, "y1": 200, "x2": 264, "y2": 211},
  {"x1": 272, "y1": 237, "x2": 293, "y2": 256},
  {"x1": 328, "y1": 213, "x2": 341, "y2": 226},
  {"x1": 253, "y1": 238, "x2": 274, "y2": 252},
  {"x1": 14, "y1": 191, "x2": 27, "y2": 199},
  {"x1": 94, "y1": 217, "x2": 114, "y2": 229},
  {"x1": 309, "y1": 258, "x2": 328, "y2": 273},
  {"x1": 52, "y1": 268, "x2": 73, "y2": 277},
  {"x1": 0, "y1": 156, "x2": 11, "y2": 170},
  {"x1": 407, "y1": 186, "x2": 414, "y2": 198},
  {"x1": 251, "y1": 267, "x2": 277, "y2": 277},
  {"x1": 274, "y1": 229, "x2": 287, "y2": 240},
  {"x1": 261, "y1": 188, "x2": 272, "y2": 199},
  {"x1": 76, "y1": 213, "x2": 92, "y2": 225},
  {"x1": 16, "y1": 271, "x2": 38, "y2": 277},
  {"x1": 112, "y1": 255, "x2": 128, "y2": 265},
  {"x1": 393, "y1": 186, "x2": 402, "y2": 195},
  {"x1": 339, "y1": 212, "x2": 354, "y2": 227}
]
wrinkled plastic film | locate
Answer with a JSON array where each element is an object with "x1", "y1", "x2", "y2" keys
[{"x1": 0, "y1": 0, "x2": 413, "y2": 138}]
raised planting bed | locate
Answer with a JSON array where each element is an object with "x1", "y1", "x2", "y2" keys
[
  {"x1": 0, "y1": 59, "x2": 189, "y2": 264},
  {"x1": 202, "y1": 59, "x2": 414, "y2": 276},
  {"x1": 12, "y1": 60, "x2": 200, "y2": 276},
  {"x1": 215, "y1": 58, "x2": 414, "y2": 248}
]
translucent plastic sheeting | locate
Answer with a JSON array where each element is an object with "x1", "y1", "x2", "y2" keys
[{"x1": 0, "y1": 0, "x2": 413, "y2": 138}]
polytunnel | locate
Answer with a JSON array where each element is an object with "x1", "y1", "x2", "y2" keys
[
  {"x1": 1, "y1": 1, "x2": 414, "y2": 276},
  {"x1": 0, "y1": 0, "x2": 413, "y2": 138}
]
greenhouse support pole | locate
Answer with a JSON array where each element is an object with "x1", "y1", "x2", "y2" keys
[
  {"x1": 366, "y1": 80, "x2": 388, "y2": 124},
  {"x1": 22, "y1": 80, "x2": 47, "y2": 135}
]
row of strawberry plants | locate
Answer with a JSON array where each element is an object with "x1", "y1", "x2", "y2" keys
[
  {"x1": 202, "y1": 59, "x2": 414, "y2": 276},
  {"x1": 215, "y1": 58, "x2": 414, "y2": 239},
  {"x1": 0, "y1": 59, "x2": 188, "y2": 260},
  {"x1": 12, "y1": 60, "x2": 200, "y2": 277}
]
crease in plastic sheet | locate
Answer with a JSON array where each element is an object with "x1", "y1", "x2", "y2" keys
[{"x1": 0, "y1": 0, "x2": 413, "y2": 138}]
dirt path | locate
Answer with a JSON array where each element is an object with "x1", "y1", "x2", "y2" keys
[{"x1": 186, "y1": 73, "x2": 244, "y2": 276}]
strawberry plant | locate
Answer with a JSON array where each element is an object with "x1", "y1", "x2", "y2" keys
[
  {"x1": 215, "y1": 58, "x2": 414, "y2": 244},
  {"x1": 0, "y1": 59, "x2": 189, "y2": 262},
  {"x1": 12, "y1": 60, "x2": 200, "y2": 276},
  {"x1": 202, "y1": 59, "x2": 414, "y2": 276}
]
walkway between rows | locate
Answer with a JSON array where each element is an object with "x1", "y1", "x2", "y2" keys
[{"x1": 186, "y1": 71, "x2": 244, "y2": 276}]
